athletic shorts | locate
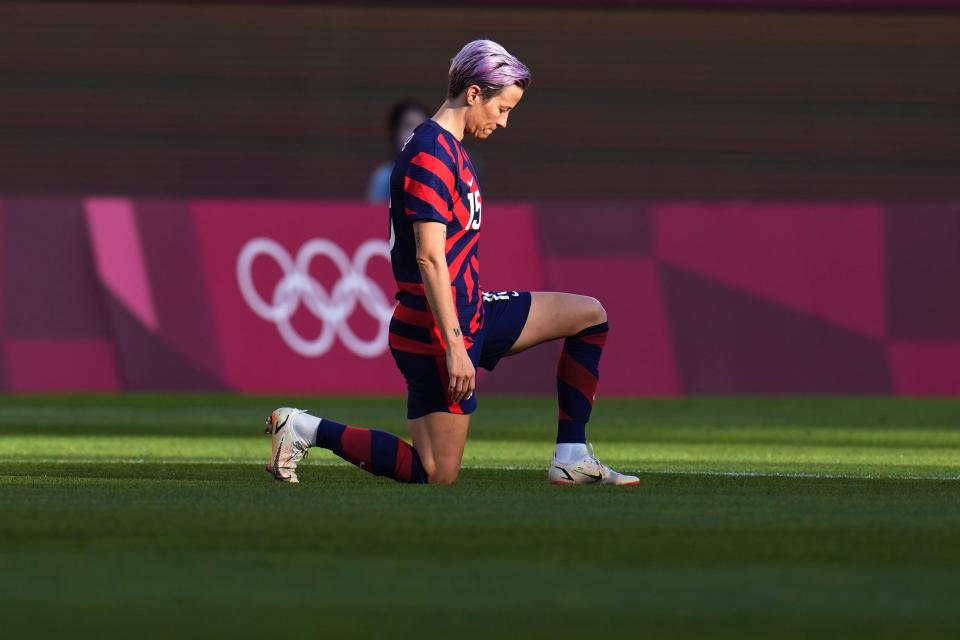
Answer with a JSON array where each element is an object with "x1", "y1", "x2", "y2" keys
[{"x1": 391, "y1": 291, "x2": 532, "y2": 419}]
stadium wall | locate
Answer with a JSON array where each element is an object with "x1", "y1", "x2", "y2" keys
[
  {"x1": 1, "y1": 197, "x2": 958, "y2": 395},
  {"x1": 2, "y1": 4, "x2": 958, "y2": 202}
]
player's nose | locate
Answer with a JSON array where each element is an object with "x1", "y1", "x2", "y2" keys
[{"x1": 497, "y1": 113, "x2": 509, "y2": 128}]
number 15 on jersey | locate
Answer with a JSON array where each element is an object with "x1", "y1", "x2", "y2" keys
[{"x1": 466, "y1": 191, "x2": 482, "y2": 231}]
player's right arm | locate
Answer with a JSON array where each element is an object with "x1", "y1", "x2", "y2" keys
[{"x1": 414, "y1": 220, "x2": 475, "y2": 404}]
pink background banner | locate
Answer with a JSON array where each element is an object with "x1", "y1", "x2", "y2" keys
[{"x1": 1, "y1": 197, "x2": 958, "y2": 395}]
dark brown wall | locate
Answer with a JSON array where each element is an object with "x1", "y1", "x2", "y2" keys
[{"x1": 2, "y1": 3, "x2": 958, "y2": 200}]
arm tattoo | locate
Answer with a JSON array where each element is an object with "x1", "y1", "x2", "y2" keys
[
  {"x1": 453, "y1": 328, "x2": 461, "y2": 338},
  {"x1": 414, "y1": 225, "x2": 445, "y2": 248}
]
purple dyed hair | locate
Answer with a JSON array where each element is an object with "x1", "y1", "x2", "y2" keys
[{"x1": 447, "y1": 39, "x2": 531, "y2": 101}]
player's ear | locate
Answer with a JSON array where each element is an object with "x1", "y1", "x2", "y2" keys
[{"x1": 466, "y1": 85, "x2": 483, "y2": 106}]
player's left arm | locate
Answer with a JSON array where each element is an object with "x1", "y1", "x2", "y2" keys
[{"x1": 414, "y1": 220, "x2": 475, "y2": 404}]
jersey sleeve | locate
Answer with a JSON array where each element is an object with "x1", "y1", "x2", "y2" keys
[{"x1": 402, "y1": 146, "x2": 458, "y2": 225}]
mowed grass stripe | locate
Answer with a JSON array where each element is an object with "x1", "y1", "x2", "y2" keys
[{"x1": 1, "y1": 437, "x2": 958, "y2": 478}]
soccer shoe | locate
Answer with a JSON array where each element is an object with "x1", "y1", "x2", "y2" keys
[
  {"x1": 548, "y1": 444, "x2": 640, "y2": 486},
  {"x1": 264, "y1": 407, "x2": 310, "y2": 483}
]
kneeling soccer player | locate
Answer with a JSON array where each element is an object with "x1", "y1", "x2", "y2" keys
[{"x1": 265, "y1": 39, "x2": 638, "y2": 487}]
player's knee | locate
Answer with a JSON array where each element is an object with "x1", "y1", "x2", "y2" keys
[
  {"x1": 428, "y1": 463, "x2": 461, "y2": 485},
  {"x1": 429, "y1": 471, "x2": 459, "y2": 485},
  {"x1": 586, "y1": 297, "x2": 607, "y2": 326}
]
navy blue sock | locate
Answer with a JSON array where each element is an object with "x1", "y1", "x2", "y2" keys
[
  {"x1": 556, "y1": 322, "x2": 608, "y2": 444},
  {"x1": 316, "y1": 418, "x2": 428, "y2": 483}
]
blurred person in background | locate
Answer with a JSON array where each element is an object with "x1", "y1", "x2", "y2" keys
[
  {"x1": 366, "y1": 100, "x2": 429, "y2": 203},
  {"x1": 267, "y1": 39, "x2": 639, "y2": 487}
]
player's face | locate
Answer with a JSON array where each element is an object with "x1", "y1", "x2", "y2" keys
[{"x1": 465, "y1": 84, "x2": 524, "y2": 140}]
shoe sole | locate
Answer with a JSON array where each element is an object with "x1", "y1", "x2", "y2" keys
[{"x1": 549, "y1": 479, "x2": 641, "y2": 486}]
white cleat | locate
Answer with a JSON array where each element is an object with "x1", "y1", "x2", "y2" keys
[
  {"x1": 264, "y1": 407, "x2": 310, "y2": 483},
  {"x1": 548, "y1": 444, "x2": 640, "y2": 486}
]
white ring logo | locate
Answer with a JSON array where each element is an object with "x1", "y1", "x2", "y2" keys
[{"x1": 237, "y1": 238, "x2": 394, "y2": 358}]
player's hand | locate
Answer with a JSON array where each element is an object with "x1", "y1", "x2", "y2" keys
[{"x1": 446, "y1": 345, "x2": 476, "y2": 405}]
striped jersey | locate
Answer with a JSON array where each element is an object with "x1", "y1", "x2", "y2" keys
[{"x1": 388, "y1": 119, "x2": 483, "y2": 355}]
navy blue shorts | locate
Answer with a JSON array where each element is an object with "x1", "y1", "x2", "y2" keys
[{"x1": 391, "y1": 291, "x2": 532, "y2": 419}]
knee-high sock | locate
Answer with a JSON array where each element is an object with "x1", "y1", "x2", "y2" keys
[
  {"x1": 313, "y1": 418, "x2": 428, "y2": 484},
  {"x1": 556, "y1": 321, "x2": 608, "y2": 444}
]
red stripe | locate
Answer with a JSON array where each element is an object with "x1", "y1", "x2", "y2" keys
[
  {"x1": 393, "y1": 303, "x2": 447, "y2": 349},
  {"x1": 469, "y1": 302, "x2": 483, "y2": 334},
  {"x1": 411, "y1": 152, "x2": 455, "y2": 199},
  {"x1": 448, "y1": 234, "x2": 480, "y2": 281},
  {"x1": 559, "y1": 409, "x2": 574, "y2": 421},
  {"x1": 394, "y1": 304, "x2": 436, "y2": 328},
  {"x1": 433, "y1": 355, "x2": 463, "y2": 414},
  {"x1": 578, "y1": 332, "x2": 608, "y2": 347},
  {"x1": 395, "y1": 441, "x2": 413, "y2": 482},
  {"x1": 469, "y1": 256, "x2": 481, "y2": 305},
  {"x1": 463, "y1": 264, "x2": 474, "y2": 302},
  {"x1": 404, "y1": 177, "x2": 452, "y2": 221},
  {"x1": 437, "y1": 135, "x2": 455, "y2": 162},
  {"x1": 397, "y1": 281, "x2": 425, "y2": 296},
  {"x1": 340, "y1": 426, "x2": 372, "y2": 469},
  {"x1": 557, "y1": 353, "x2": 598, "y2": 407},
  {"x1": 446, "y1": 227, "x2": 469, "y2": 252},
  {"x1": 452, "y1": 198, "x2": 471, "y2": 228},
  {"x1": 454, "y1": 142, "x2": 463, "y2": 171},
  {"x1": 389, "y1": 333, "x2": 443, "y2": 355}
]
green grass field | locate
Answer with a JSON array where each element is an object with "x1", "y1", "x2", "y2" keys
[{"x1": 1, "y1": 395, "x2": 959, "y2": 639}]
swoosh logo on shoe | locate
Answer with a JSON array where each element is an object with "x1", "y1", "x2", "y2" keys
[
  {"x1": 575, "y1": 469, "x2": 603, "y2": 481},
  {"x1": 273, "y1": 436, "x2": 284, "y2": 476},
  {"x1": 275, "y1": 414, "x2": 290, "y2": 434},
  {"x1": 554, "y1": 466, "x2": 574, "y2": 482}
]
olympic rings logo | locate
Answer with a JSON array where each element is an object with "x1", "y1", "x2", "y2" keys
[{"x1": 236, "y1": 238, "x2": 394, "y2": 358}]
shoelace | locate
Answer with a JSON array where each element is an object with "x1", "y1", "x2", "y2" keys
[{"x1": 585, "y1": 443, "x2": 610, "y2": 478}]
